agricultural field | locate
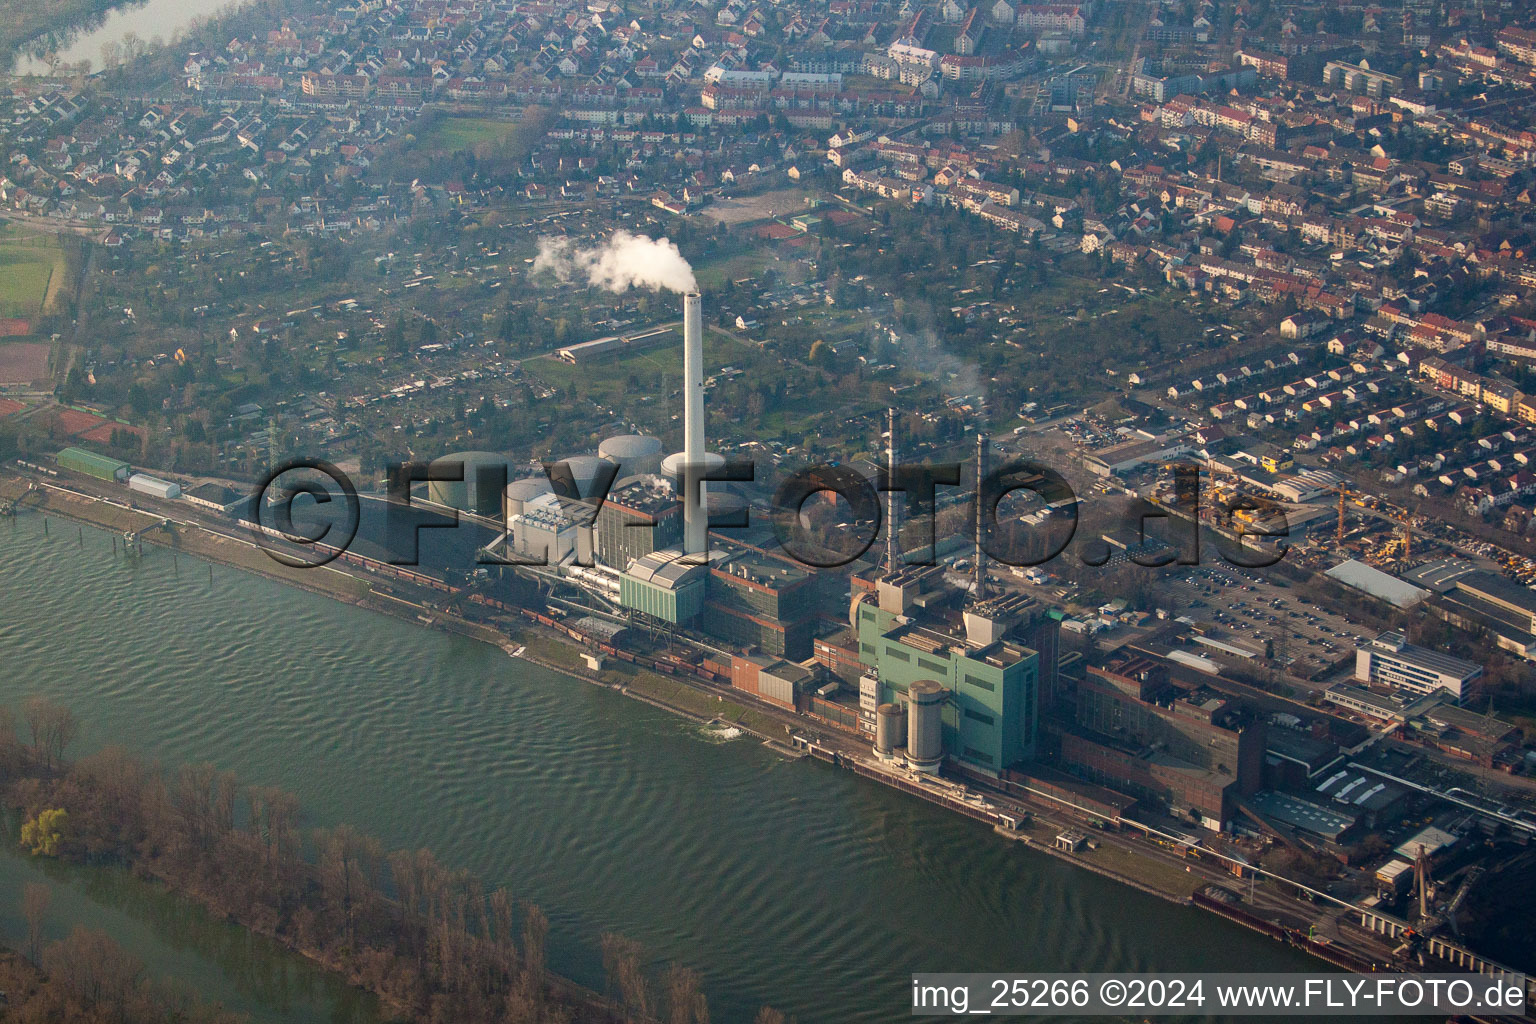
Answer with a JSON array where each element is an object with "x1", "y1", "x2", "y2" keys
[{"x1": 0, "y1": 225, "x2": 64, "y2": 319}]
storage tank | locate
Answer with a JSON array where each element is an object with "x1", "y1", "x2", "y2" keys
[
  {"x1": 905, "y1": 680, "x2": 946, "y2": 773},
  {"x1": 503, "y1": 476, "x2": 551, "y2": 520},
  {"x1": 428, "y1": 451, "x2": 518, "y2": 517},
  {"x1": 874, "y1": 702, "x2": 906, "y2": 760},
  {"x1": 548, "y1": 454, "x2": 617, "y2": 501},
  {"x1": 598, "y1": 434, "x2": 663, "y2": 483}
]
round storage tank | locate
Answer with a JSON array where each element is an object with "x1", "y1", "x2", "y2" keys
[
  {"x1": 549, "y1": 454, "x2": 616, "y2": 499},
  {"x1": 874, "y1": 702, "x2": 906, "y2": 759},
  {"x1": 704, "y1": 489, "x2": 748, "y2": 527},
  {"x1": 428, "y1": 451, "x2": 520, "y2": 518},
  {"x1": 503, "y1": 476, "x2": 551, "y2": 519},
  {"x1": 598, "y1": 434, "x2": 664, "y2": 481},
  {"x1": 905, "y1": 680, "x2": 946, "y2": 773}
]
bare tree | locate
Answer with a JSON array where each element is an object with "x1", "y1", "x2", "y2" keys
[
  {"x1": 41, "y1": 926, "x2": 144, "y2": 1011},
  {"x1": 23, "y1": 696, "x2": 79, "y2": 771},
  {"x1": 0, "y1": 705, "x2": 21, "y2": 777},
  {"x1": 22, "y1": 882, "x2": 50, "y2": 963},
  {"x1": 665, "y1": 964, "x2": 710, "y2": 1024},
  {"x1": 600, "y1": 932, "x2": 651, "y2": 1016},
  {"x1": 521, "y1": 900, "x2": 548, "y2": 975}
]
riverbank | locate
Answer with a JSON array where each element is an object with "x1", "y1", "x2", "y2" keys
[
  {"x1": 0, "y1": 707, "x2": 669, "y2": 1024},
  {"x1": 0, "y1": 469, "x2": 1396, "y2": 989}
]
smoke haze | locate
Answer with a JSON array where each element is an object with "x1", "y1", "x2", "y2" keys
[{"x1": 533, "y1": 231, "x2": 698, "y2": 294}]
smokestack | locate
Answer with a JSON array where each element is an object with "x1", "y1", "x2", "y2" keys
[
  {"x1": 682, "y1": 292, "x2": 707, "y2": 556},
  {"x1": 974, "y1": 431, "x2": 988, "y2": 601},
  {"x1": 886, "y1": 407, "x2": 898, "y2": 574}
]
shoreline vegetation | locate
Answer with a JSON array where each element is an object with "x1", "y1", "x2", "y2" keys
[
  {"x1": 1, "y1": 0, "x2": 128, "y2": 66},
  {"x1": 0, "y1": 698, "x2": 793, "y2": 1024},
  {"x1": 0, "y1": 938, "x2": 249, "y2": 1024}
]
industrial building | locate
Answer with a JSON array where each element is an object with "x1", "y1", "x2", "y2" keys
[
  {"x1": 1060, "y1": 656, "x2": 1266, "y2": 831},
  {"x1": 56, "y1": 447, "x2": 130, "y2": 482},
  {"x1": 852, "y1": 566, "x2": 1048, "y2": 774},
  {"x1": 1354, "y1": 630, "x2": 1483, "y2": 702},
  {"x1": 619, "y1": 548, "x2": 709, "y2": 624},
  {"x1": 729, "y1": 654, "x2": 813, "y2": 710},
  {"x1": 1408, "y1": 561, "x2": 1536, "y2": 660},
  {"x1": 592, "y1": 476, "x2": 681, "y2": 571},
  {"x1": 128, "y1": 473, "x2": 181, "y2": 500},
  {"x1": 705, "y1": 551, "x2": 818, "y2": 660}
]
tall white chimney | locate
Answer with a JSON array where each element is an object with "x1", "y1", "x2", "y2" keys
[{"x1": 681, "y1": 291, "x2": 707, "y2": 556}]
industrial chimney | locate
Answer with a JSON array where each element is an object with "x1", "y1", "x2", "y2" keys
[{"x1": 663, "y1": 291, "x2": 717, "y2": 559}]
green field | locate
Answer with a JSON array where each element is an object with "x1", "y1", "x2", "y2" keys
[
  {"x1": 0, "y1": 225, "x2": 63, "y2": 318},
  {"x1": 418, "y1": 116, "x2": 521, "y2": 152}
]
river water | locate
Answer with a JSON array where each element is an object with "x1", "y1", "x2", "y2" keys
[
  {"x1": 8, "y1": 0, "x2": 241, "y2": 76},
  {"x1": 0, "y1": 512, "x2": 1319, "y2": 1021}
]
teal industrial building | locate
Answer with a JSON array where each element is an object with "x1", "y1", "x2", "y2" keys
[{"x1": 850, "y1": 566, "x2": 1051, "y2": 775}]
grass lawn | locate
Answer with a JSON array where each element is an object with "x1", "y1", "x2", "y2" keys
[
  {"x1": 0, "y1": 226, "x2": 62, "y2": 318},
  {"x1": 533, "y1": 327, "x2": 750, "y2": 400},
  {"x1": 418, "y1": 117, "x2": 521, "y2": 153}
]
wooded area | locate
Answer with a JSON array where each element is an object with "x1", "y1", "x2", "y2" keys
[{"x1": 0, "y1": 700, "x2": 795, "y2": 1024}]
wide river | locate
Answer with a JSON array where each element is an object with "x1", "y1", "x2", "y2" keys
[
  {"x1": 0, "y1": 512, "x2": 1318, "y2": 1021},
  {"x1": 9, "y1": 0, "x2": 242, "y2": 76}
]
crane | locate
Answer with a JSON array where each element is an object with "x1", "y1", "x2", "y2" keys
[{"x1": 1324, "y1": 484, "x2": 1415, "y2": 563}]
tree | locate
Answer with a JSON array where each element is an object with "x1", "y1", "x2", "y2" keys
[
  {"x1": 41, "y1": 927, "x2": 143, "y2": 1012},
  {"x1": 666, "y1": 964, "x2": 710, "y2": 1024},
  {"x1": 754, "y1": 1009, "x2": 789, "y2": 1024},
  {"x1": 21, "y1": 808, "x2": 68, "y2": 857},
  {"x1": 522, "y1": 900, "x2": 548, "y2": 975},
  {"x1": 600, "y1": 932, "x2": 651, "y2": 1015},
  {"x1": 22, "y1": 882, "x2": 50, "y2": 963},
  {"x1": 23, "y1": 696, "x2": 78, "y2": 770}
]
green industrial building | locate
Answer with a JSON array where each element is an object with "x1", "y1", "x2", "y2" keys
[
  {"x1": 56, "y1": 447, "x2": 131, "y2": 482},
  {"x1": 619, "y1": 549, "x2": 708, "y2": 624},
  {"x1": 854, "y1": 569, "x2": 1043, "y2": 773}
]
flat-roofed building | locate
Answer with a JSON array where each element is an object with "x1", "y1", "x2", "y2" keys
[
  {"x1": 1064, "y1": 656, "x2": 1266, "y2": 831},
  {"x1": 1354, "y1": 630, "x2": 1482, "y2": 701},
  {"x1": 593, "y1": 478, "x2": 682, "y2": 571},
  {"x1": 1324, "y1": 682, "x2": 1439, "y2": 723},
  {"x1": 853, "y1": 571, "x2": 1044, "y2": 773},
  {"x1": 1325, "y1": 559, "x2": 1429, "y2": 608},
  {"x1": 705, "y1": 550, "x2": 817, "y2": 660}
]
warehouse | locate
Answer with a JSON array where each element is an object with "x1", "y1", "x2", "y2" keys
[
  {"x1": 128, "y1": 473, "x2": 181, "y2": 500},
  {"x1": 56, "y1": 447, "x2": 130, "y2": 482}
]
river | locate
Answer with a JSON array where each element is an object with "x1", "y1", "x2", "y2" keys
[
  {"x1": 8, "y1": 0, "x2": 241, "y2": 76},
  {"x1": 0, "y1": 511, "x2": 1320, "y2": 1022}
]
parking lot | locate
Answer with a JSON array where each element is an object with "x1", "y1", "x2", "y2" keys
[{"x1": 1161, "y1": 565, "x2": 1368, "y2": 682}]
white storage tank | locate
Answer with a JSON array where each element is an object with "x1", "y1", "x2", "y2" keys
[
  {"x1": 905, "y1": 680, "x2": 945, "y2": 773},
  {"x1": 503, "y1": 476, "x2": 552, "y2": 520},
  {"x1": 598, "y1": 434, "x2": 664, "y2": 483},
  {"x1": 128, "y1": 473, "x2": 181, "y2": 500}
]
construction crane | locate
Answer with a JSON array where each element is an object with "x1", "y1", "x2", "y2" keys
[{"x1": 1325, "y1": 484, "x2": 1415, "y2": 563}]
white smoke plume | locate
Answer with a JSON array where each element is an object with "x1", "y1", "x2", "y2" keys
[{"x1": 533, "y1": 231, "x2": 698, "y2": 294}]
